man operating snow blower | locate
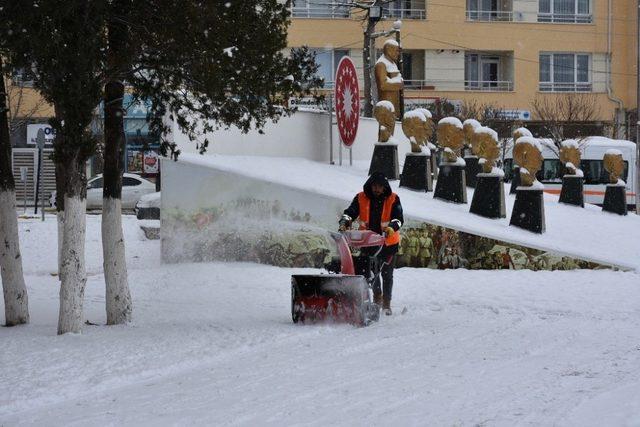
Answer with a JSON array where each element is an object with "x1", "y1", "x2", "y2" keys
[{"x1": 339, "y1": 172, "x2": 403, "y2": 315}]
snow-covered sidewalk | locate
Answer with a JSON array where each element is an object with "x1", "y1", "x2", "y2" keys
[{"x1": 1, "y1": 215, "x2": 640, "y2": 426}]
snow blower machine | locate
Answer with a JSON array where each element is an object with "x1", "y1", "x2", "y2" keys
[{"x1": 291, "y1": 229, "x2": 388, "y2": 326}]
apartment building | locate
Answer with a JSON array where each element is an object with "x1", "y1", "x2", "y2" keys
[{"x1": 289, "y1": 0, "x2": 637, "y2": 133}]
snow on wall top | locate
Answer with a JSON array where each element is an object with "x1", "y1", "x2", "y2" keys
[
  {"x1": 171, "y1": 154, "x2": 640, "y2": 271},
  {"x1": 439, "y1": 117, "x2": 463, "y2": 128},
  {"x1": 475, "y1": 126, "x2": 498, "y2": 141}
]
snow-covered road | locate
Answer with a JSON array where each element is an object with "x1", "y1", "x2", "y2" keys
[{"x1": 2, "y1": 216, "x2": 640, "y2": 426}]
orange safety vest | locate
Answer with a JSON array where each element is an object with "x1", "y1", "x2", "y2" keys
[{"x1": 357, "y1": 192, "x2": 401, "y2": 246}]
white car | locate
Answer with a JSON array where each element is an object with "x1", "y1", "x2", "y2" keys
[{"x1": 49, "y1": 173, "x2": 157, "y2": 210}]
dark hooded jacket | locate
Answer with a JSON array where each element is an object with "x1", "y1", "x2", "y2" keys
[{"x1": 343, "y1": 172, "x2": 404, "y2": 237}]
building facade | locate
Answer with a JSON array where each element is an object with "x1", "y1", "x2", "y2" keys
[{"x1": 289, "y1": 0, "x2": 637, "y2": 135}]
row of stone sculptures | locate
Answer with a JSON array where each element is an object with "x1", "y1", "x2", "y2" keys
[{"x1": 369, "y1": 112, "x2": 629, "y2": 235}]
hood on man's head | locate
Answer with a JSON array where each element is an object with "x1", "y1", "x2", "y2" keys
[{"x1": 363, "y1": 172, "x2": 392, "y2": 198}]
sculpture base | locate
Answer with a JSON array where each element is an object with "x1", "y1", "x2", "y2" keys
[
  {"x1": 509, "y1": 166, "x2": 521, "y2": 195},
  {"x1": 369, "y1": 143, "x2": 399, "y2": 180},
  {"x1": 510, "y1": 189, "x2": 545, "y2": 234},
  {"x1": 559, "y1": 175, "x2": 584, "y2": 207},
  {"x1": 464, "y1": 156, "x2": 480, "y2": 188},
  {"x1": 400, "y1": 153, "x2": 432, "y2": 192},
  {"x1": 602, "y1": 184, "x2": 627, "y2": 215},
  {"x1": 470, "y1": 174, "x2": 506, "y2": 219},
  {"x1": 434, "y1": 163, "x2": 467, "y2": 204}
]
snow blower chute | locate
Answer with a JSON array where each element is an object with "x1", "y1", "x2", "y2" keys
[{"x1": 291, "y1": 230, "x2": 386, "y2": 326}]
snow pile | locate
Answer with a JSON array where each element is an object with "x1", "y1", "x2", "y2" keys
[
  {"x1": 438, "y1": 117, "x2": 463, "y2": 128},
  {"x1": 415, "y1": 108, "x2": 432, "y2": 119},
  {"x1": 605, "y1": 148, "x2": 623, "y2": 156},
  {"x1": 561, "y1": 139, "x2": 579, "y2": 149},
  {"x1": 404, "y1": 110, "x2": 427, "y2": 121},
  {"x1": 475, "y1": 126, "x2": 498, "y2": 141},
  {"x1": 172, "y1": 154, "x2": 640, "y2": 271},
  {"x1": 463, "y1": 118, "x2": 481, "y2": 129},
  {"x1": 514, "y1": 127, "x2": 533, "y2": 137},
  {"x1": 516, "y1": 136, "x2": 543, "y2": 152},
  {"x1": 376, "y1": 100, "x2": 395, "y2": 112}
]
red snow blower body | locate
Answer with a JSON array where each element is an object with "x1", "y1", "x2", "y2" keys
[{"x1": 291, "y1": 230, "x2": 385, "y2": 326}]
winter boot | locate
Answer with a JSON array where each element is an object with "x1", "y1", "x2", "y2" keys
[
  {"x1": 382, "y1": 298, "x2": 392, "y2": 316},
  {"x1": 373, "y1": 292, "x2": 383, "y2": 306}
]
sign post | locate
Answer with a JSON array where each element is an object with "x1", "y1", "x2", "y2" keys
[
  {"x1": 34, "y1": 129, "x2": 45, "y2": 220},
  {"x1": 19, "y1": 167, "x2": 28, "y2": 213},
  {"x1": 334, "y1": 56, "x2": 360, "y2": 167}
]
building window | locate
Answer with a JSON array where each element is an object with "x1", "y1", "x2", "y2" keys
[
  {"x1": 539, "y1": 53, "x2": 591, "y2": 92},
  {"x1": 383, "y1": 0, "x2": 426, "y2": 20},
  {"x1": 312, "y1": 49, "x2": 349, "y2": 88},
  {"x1": 538, "y1": 0, "x2": 591, "y2": 23},
  {"x1": 11, "y1": 67, "x2": 36, "y2": 87},
  {"x1": 291, "y1": 1, "x2": 350, "y2": 18},
  {"x1": 464, "y1": 53, "x2": 513, "y2": 91},
  {"x1": 466, "y1": 0, "x2": 513, "y2": 21}
]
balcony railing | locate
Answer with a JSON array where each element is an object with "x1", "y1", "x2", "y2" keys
[
  {"x1": 385, "y1": 8, "x2": 426, "y2": 20},
  {"x1": 539, "y1": 82, "x2": 592, "y2": 92},
  {"x1": 291, "y1": 3, "x2": 350, "y2": 18},
  {"x1": 466, "y1": 10, "x2": 513, "y2": 22},
  {"x1": 537, "y1": 13, "x2": 592, "y2": 23},
  {"x1": 465, "y1": 80, "x2": 514, "y2": 91}
]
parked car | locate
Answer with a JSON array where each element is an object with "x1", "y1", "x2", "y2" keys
[
  {"x1": 49, "y1": 173, "x2": 156, "y2": 210},
  {"x1": 135, "y1": 191, "x2": 161, "y2": 220}
]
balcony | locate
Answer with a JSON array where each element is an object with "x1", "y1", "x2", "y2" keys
[
  {"x1": 465, "y1": 80, "x2": 513, "y2": 91},
  {"x1": 466, "y1": 10, "x2": 513, "y2": 21},
  {"x1": 291, "y1": 1, "x2": 350, "y2": 18},
  {"x1": 539, "y1": 82, "x2": 592, "y2": 92},
  {"x1": 537, "y1": 12, "x2": 592, "y2": 23},
  {"x1": 383, "y1": 0, "x2": 427, "y2": 20}
]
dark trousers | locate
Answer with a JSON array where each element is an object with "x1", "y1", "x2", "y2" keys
[{"x1": 362, "y1": 245, "x2": 397, "y2": 301}]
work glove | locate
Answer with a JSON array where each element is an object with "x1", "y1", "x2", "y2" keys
[{"x1": 384, "y1": 226, "x2": 395, "y2": 237}]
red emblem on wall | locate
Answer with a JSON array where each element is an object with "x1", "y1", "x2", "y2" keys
[{"x1": 334, "y1": 56, "x2": 360, "y2": 147}]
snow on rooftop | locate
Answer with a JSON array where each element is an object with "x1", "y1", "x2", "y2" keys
[
  {"x1": 475, "y1": 126, "x2": 498, "y2": 141},
  {"x1": 174, "y1": 153, "x2": 640, "y2": 271},
  {"x1": 438, "y1": 117, "x2": 463, "y2": 129}
]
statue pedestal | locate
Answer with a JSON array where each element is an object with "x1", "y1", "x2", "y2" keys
[
  {"x1": 464, "y1": 156, "x2": 480, "y2": 188},
  {"x1": 510, "y1": 188, "x2": 545, "y2": 234},
  {"x1": 602, "y1": 184, "x2": 627, "y2": 215},
  {"x1": 434, "y1": 163, "x2": 467, "y2": 204},
  {"x1": 509, "y1": 166, "x2": 521, "y2": 195},
  {"x1": 400, "y1": 152, "x2": 432, "y2": 192},
  {"x1": 470, "y1": 173, "x2": 506, "y2": 219},
  {"x1": 559, "y1": 175, "x2": 584, "y2": 207},
  {"x1": 369, "y1": 143, "x2": 399, "y2": 180}
]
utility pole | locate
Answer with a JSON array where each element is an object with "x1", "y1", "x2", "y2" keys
[{"x1": 363, "y1": 0, "x2": 382, "y2": 118}]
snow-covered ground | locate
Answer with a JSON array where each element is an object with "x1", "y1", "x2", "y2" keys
[{"x1": 2, "y1": 214, "x2": 640, "y2": 426}]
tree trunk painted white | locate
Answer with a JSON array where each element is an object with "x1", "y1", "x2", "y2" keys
[
  {"x1": 102, "y1": 197, "x2": 131, "y2": 324},
  {"x1": 57, "y1": 209, "x2": 64, "y2": 278},
  {"x1": 0, "y1": 189, "x2": 29, "y2": 326},
  {"x1": 57, "y1": 196, "x2": 86, "y2": 335}
]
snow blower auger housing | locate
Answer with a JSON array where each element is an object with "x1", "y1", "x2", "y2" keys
[{"x1": 291, "y1": 230, "x2": 385, "y2": 326}]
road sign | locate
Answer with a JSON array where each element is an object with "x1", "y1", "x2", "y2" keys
[{"x1": 334, "y1": 56, "x2": 360, "y2": 147}]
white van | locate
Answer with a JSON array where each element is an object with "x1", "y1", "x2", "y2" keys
[{"x1": 504, "y1": 137, "x2": 637, "y2": 206}]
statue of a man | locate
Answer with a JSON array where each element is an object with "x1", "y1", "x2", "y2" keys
[{"x1": 375, "y1": 39, "x2": 403, "y2": 120}]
